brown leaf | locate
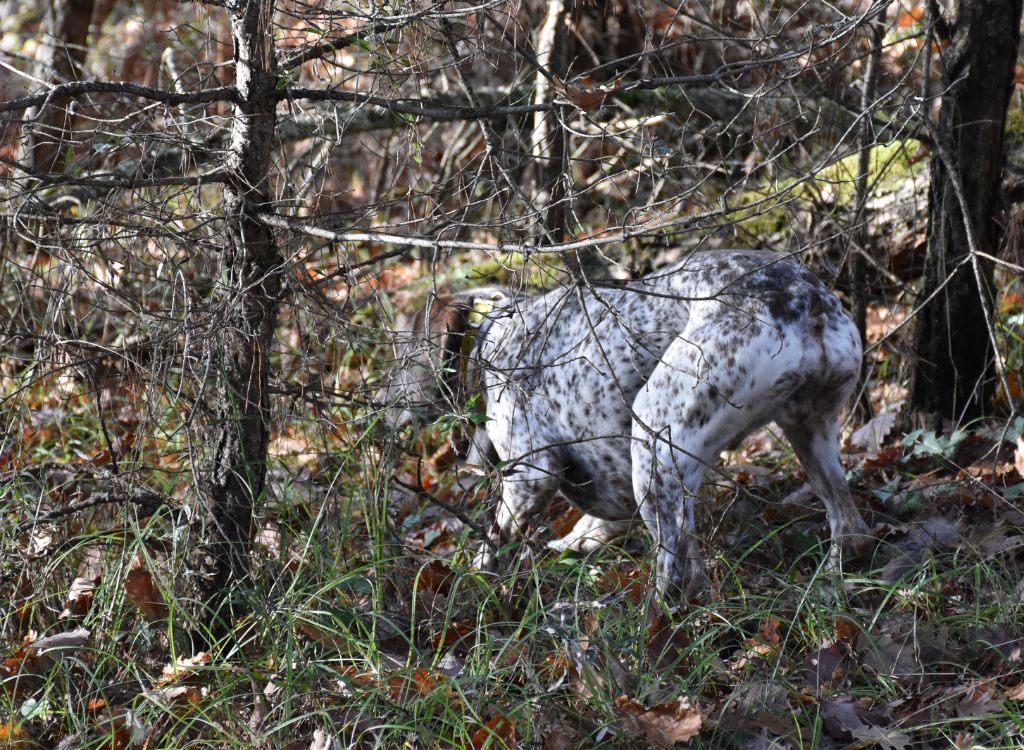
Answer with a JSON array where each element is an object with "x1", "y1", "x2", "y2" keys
[
  {"x1": 863, "y1": 444, "x2": 902, "y2": 469},
  {"x1": 124, "y1": 567, "x2": 168, "y2": 622},
  {"x1": 952, "y1": 682, "x2": 1000, "y2": 719},
  {"x1": 855, "y1": 629, "x2": 924, "y2": 683},
  {"x1": 551, "y1": 76, "x2": 622, "y2": 110},
  {"x1": 835, "y1": 616, "x2": 860, "y2": 645},
  {"x1": 385, "y1": 668, "x2": 438, "y2": 701},
  {"x1": 0, "y1": 722, "x2": 37, "y2": 749},
  {"x1": 61, "y1": 576, "x2": 99, "y2": 620},
  {"x1": 25, "y1": 628, "x2": 91, "y2": 673},
  {"x1": 550, "y1": 505, "x2": 584, "y2": 539},
  {"x1": 614, "y1": 695, "x2": 702, "y2": 747},
  {"x1": 849, "y1": 411, "x2": 899, "y2": 452},
  {"x1": 145, "y1": 683, "x2": 207, "y2": 706},
  {"x1": 895, "y1": 6, "x2": 924, "y2": 27},
  {"x1": 713, "y1": 681, "x2": 793, "y2": 738},
  {"x1": 759, "y1": 617, "x2": 781, "y2": 646},
  {"x1": 542, "y1": 651, "x2": 576, "y2": 681},
  {"x1": 432, "y1": 619, "x2": 476, "y2": 648},
  {"x1": 879, "y1": 517, "x2": 961, "y2": 582},
  {"x1": 416, "y1": 559, "x2": 454, "y2": 595},
  {"x1": 646, "y1": 604, "x2": 691, "y2": 670},
  {"x1": 295, "y1": 618, "x2": 352, "y2": 650},
  {"x1": 93, "y1": 706, "x2": 148, "y2": 750},
  {"x1": 468, "y1": 714, "x2": 516, "y2": 750},
  {"x1": 158, "y1": 652, "x2": 212, "y2": 686},
  {"x1": 1005, "y1": 682, "x2": 1024, "y2": 701},
  {"x1": 820, "y1": 699, "x2": 911, "y2": 749},
  {"x1": 427, "y1": 439, "x2": 458, "y2": 472},
  {"x1": 597, "y1": 565, "x2": 649, "y2": 605},
  {"x1": 803, "y1": 644, "x2": 846, "y2": 692},
  {"x1": 542, "y1": 724, "x2": 576, "y2": 750}
]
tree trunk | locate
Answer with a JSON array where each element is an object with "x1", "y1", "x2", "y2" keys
[
  {"x1": 197, "y1": 0, "x2": 282, "y2": 636},
  {"x1": 23, "y1": 0, "x2": 95, "y2": 173},
  {"x1": 910, "y1": 0, "x2": 1022, "y2": 423}
]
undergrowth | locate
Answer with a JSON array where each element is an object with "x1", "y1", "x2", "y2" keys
[{"x1": 2, "y1": 387, "x2": 1024, "y2": 747}]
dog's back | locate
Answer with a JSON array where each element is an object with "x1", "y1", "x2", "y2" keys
[{"x1": 477, "y1": 250, "x2": 859, "y2": 510}]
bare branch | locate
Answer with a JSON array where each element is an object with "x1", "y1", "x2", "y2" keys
[{"x1": 0, "y1": 81, "x2": 238, "y2": 115}]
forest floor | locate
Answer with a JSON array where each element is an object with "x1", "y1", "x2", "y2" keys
[{"x1": 2, "y1": 297, "x2": 1024, "y2": 749}]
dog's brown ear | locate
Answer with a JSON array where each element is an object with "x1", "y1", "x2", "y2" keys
[{"x1": 416, "y1": 295, "x2": 473, "y2": 405}]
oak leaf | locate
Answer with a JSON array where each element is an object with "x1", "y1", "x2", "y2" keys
[{"x1": 614, "y1": 695, "x2": 701, "y2": 747}]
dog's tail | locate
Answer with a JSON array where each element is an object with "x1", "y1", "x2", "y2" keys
[{"x1": 806, "y1": 292, "x2": 831, "y2": 339}]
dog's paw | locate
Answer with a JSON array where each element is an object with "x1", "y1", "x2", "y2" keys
[
  {"x1": 471, "y1": 545, "x2": 499, "y2": 573},
  {"x1": 829, "y1": 525, "x2": 874, "y2": 572},
  {"x1": 546, "y1": 536, "x2": 595, "y2": 553},
  {"x1": 546, "y1": 537, "x2": 575, "y2": 553}
]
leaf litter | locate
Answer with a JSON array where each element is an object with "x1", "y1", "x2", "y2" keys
[{"x1": 5, "y1": 360, "x2": 1024, "y2": 748}]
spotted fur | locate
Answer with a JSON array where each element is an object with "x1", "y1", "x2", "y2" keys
[{"x1": 380, "y1": 250, "x2": 869, "y2": 601}]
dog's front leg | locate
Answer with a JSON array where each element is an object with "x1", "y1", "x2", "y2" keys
[
  {"x1": 547, "y1": 514, "x2": 632, "y2": 553},
  {"x1": 473, "y1": 450, "x2": 562, "y2": 571}
]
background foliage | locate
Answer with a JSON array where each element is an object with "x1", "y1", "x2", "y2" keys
[{"x1": 1, "y1": 0, "x2": 1023, "y2": 746}]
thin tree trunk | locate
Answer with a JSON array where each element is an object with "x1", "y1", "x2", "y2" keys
[
  {"x1": 23, "y1": 0, "x2": 95, "y2": 173},
  {"x1": 530, "y1": 0, "x2": 565, "y2": 200},
  {"x1": 850, "y1": 20, "x2": 884, "y2": 419},
  {"x1": 910, "y1": 0, "x2": 1022, "y2": 424},
  {"x1": 197, "y1": 0, "x2": 282, "y2": 636}
]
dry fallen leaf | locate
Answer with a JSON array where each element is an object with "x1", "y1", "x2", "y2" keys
[
  {"x1": 895, "y1": 6, "x2": 924, "y2": 27},
  {"x1": 1005, "y1": 682, "x2": 1024, "y2": 701},
  {"x1": 26, "y1": 628, "x2": 91, "y2": 673},
  {"x1": 614, "y1": 695, "x2": 702, "y2": 747},
  {"x1": 855, "y1": 628, "x2": 924, "y2": 683},
  {"x1": 92, "y1": 707, "x2": 149, "y2": 750},
  {"x1": 309, "y1": 728, "x2": 338, "y2": 750},
  {"x1": 863, "y1": 444, "x2": 903, "y2": 469},
  {"x1": 551, "y1": 76, "x2": 622, "y2": 110},
  {"x1": 124, "y1": 566, "x2": 168, "y2": 622},
  {"x1": 0, "y1": 722, "x2": 36, "y2": 749},
  {"x1": 468, "y1": 714, "x2": 516, "y2": 750},
  {"x1": 849, "y1": 410, "x2": 899, "y2": 452},
  {"x1": 950, "y1": 682, "x2": 1001, "y2": 719},
  {"x1": 542, "y1": 723, "x2": 576, "y2": 750},
  {"x1": 550, "y1": 505, "x2": 584, "y2": 539},
  {"x1": 158, "y1": 652, "x2": 212, "y2": 686},
  {"x1": 597, "y1": 565, "x2": 649, "y2": 605},
  {"x1": 385, "y1": 668, "x2": 438, "y2": 701},
  {"x1": 804, "y1": 644, "x2": 846, "y2": 692},
  {"x1": 820, "y1": 699, "x2": 911, "y2": 749},
  {"x1": 835, "y1": 616, "x2": 860, "y2": 644},
  {"x1": 713, "y1": 681, "x2": 793, "y2": 738}
]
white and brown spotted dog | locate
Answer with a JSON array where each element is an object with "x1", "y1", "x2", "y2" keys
[{"x1": 378, "y1": 250, "x2": 869, "y2": 601}]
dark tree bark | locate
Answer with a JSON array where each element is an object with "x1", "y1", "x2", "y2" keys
[
  {"x1": 910, "y1": 0, "x2": 1022, "y2": 423},
  {"x1": 23, "y1": 0, "x2": 95, "y2": 173},
  {"x1": 197, "y1": 0, "x2": 283, "y2": 636}
]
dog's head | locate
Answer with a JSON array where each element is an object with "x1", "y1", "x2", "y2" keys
[
  {"x1": 376, "y1": 293, "x2": 477, "y2": 429},
  {"x1": 376, "y1": 288, "x2": 513, "y2": 431}
]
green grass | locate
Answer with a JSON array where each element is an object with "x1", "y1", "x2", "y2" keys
[
  {"x1": 3, "y1": 291, "x2": 1024, "y2": 748},
  {"x1": 4, "y1": 422, "x2": 1024, "y2": 748}
]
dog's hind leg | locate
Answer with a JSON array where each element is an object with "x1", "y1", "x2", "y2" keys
[
  {"x1": 630, "y1": 425, "x2": 710, "y2": 602},
  {"x1": 629, "y1": 334, "x2": 727, "y2": 600},
  {"x1": 629, "y1": 321, "x2": 790, "y2": 601},
  {"x1": 779, "y1": 418, "x2": 869, "y2": 567}
]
